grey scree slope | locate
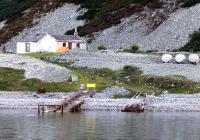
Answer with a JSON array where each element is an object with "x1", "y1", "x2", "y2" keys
[
  {"x1": 89, "y1": 3, "x2": 200, "y2": 51},
  {"x1": 0, "y1": 54, "x2": 71, "y2": 82}
]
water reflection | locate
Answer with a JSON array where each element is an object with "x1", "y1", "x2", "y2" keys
[{"x1": 0, "y1": 110, "x2": 200, "y2": 140}]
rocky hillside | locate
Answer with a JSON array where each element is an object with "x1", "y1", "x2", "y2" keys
[{"x1": 0, "y1": 0, "x2": 200, "y2": 52}]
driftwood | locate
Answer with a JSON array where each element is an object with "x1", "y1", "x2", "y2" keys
[{"x1": 121, "y1": 104, "x2": 144, "y2": 112}]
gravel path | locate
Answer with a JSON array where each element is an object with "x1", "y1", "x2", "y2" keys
[
  {"x1": 4, "y1": 4, "x2": 86, "y2": 52},
  {"x1": 50, "y1": 50, "x2": 200, "y2": 82},
  {"x1": 0, "y1": 54, "x2": 71, "y2": 82},
  {"x1": 89, "y1": 3, "x2": 200, "y2": 51}
]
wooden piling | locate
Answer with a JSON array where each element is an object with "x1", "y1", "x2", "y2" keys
[
  {"x1": 38, "y1": 104, "x2": 40, "y2": 115},
  {"x1": 42, "y1": 102, "x2": 45, "y2": 114},
  {"x1": 61, "y1": 105, "x2": 64, "y2": 115}
]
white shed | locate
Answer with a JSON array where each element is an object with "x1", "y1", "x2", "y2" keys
[{"x1": 16, "y1": 30, "x2": 87, "y2": 53}]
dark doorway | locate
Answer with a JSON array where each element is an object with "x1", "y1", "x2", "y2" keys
[
  {"x1": 77, "y1": 43, "x2": 80, "y2": 48},
  {"x1": 63, "y1": 43, "x2": 66, "y2": 47},
  {"x1": 25, "y1": 43, "x2": 30, "y2": 52},
  {"x1": 68, "y1": 42, "x2": 72, "y2": 49}
]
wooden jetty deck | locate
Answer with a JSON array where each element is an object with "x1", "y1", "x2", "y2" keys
[{"x1": 38, "y1": 90, "x2": 96, "y2": 114}]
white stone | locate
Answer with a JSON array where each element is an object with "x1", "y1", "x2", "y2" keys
[
  {"x1": 175, "y1": 54, "x2": 186, "y2": 63},
  {"x1": 188, "y1": 54, "x2": 199, "y2": 64},
  {"x1": 162, "y1": 54, "x2": 173, "y2": 63}
]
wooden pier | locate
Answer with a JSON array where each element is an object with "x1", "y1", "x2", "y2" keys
[{"x1": 38, "y1": 90, "x2": 96, "y2": 114}]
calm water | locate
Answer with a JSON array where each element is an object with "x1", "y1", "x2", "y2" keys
[{"x1": 0, "y1": 110, "x2": 200, "y2": 140}]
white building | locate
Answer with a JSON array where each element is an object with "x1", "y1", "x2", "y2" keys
[{"x1": 16, "y1": 30, "x2": 87, "y2": 53}]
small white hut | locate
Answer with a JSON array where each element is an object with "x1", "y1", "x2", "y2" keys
[{"x1": 16, "y1": 29, "x2": 87, "y2": 53}]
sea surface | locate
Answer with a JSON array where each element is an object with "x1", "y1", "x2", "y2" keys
[{"x1": 0, "y1": 110, "x2": 200, "y2": 140}]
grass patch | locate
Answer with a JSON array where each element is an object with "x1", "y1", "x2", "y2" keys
[
  {"x1": 97, "y1": 45, "x2": 107, "y2": 50},
  {"x1": 23, "y1": 53, "x2": 58, "y2": 58},
  {"x1": 74, "y1": 66, "x2": 200, "y2": 94},
  {"x1": 143, "y1": 76, "x2": 200, "y2": 94},
  {"x1": 3, "y1": 59, "x2": 199, "y2": 94},
  {"x1": 0, "y1": 67, "x2": 112, "y2": 92},
  {"x1": 123, "y1": 45, "x2": 140, "y2": 53}
]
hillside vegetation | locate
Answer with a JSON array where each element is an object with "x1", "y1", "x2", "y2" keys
[
  {"x1": 0, "y1": 67, "x2": 112, "y2": 92},
  {"x1": 0, "y1": 0, "x2": 65, "y2": 45},
  {"x1": 183, "y1": 0, "x2": 200, "y2": 7},
  {"x1": 175, "y1": 29, "x2": 200, "y2": 52},
  {"x1": 0, "y1": 0, "x2": 39, "y2": 23},
  {"x1": 0, "y1": 0, "x2": 200, "y2": 49},
  {"x1": 66, "y1": 0, "x2": 163, "y2": 36}
]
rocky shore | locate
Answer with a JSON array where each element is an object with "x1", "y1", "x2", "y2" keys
[
  {"x1": 0, "y1": 91, "x2": 74, "y2": 109},
  {"x1": 146, "y1": 94, "x2": 200, "y2": 112},
  {"x1": 1, "y1": 88, "x2": 200, "y2": 112}
]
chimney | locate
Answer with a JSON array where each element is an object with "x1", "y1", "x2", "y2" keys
[{"x1": 74, "y1": 27, "x2": 78, "y2": 36}]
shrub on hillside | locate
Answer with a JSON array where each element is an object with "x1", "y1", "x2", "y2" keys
[
  {"x1": 176, "y1": 29, "x2": 200, "y2": 52},
  {"x1": 183, "y1": 0, "x2": 200, "y2": 7},
  {"x1": 97, "y1": 45, "x2": 107, "y2": 50},
  {"x1": 123, "y1": 45, "x2": 139, "y2": 53},
  {"x1": 122, "y1": 65, "x2": 142, "y2": 76}
]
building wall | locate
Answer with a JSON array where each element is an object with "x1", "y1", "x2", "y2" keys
[
  {"x1": 16, "y1": 35, "x2": 87, "y2": 53},
  {"x1": 72, "y1": 42, "x2": 87, "y2": 50},
  {"x1": 37, "y1": 34, "x2": 58, "y2": 52},
  {"x1": 58, "y1": 42, "x2": 87, "y2": 50},
  {"x1": 58, "y1": 42, "x2": 68, "y2": 48},
  {"x1": 16, "y1": 42, "x2": 37, "y2": 53},
  {"x1": 80, "y1": 43, "x2": 87, "y2": 50}
]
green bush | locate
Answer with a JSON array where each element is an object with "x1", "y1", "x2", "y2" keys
[
  {"x1": 123, "y1": 45, "x2": 139, "y2": 53},
  {"x1": 176, "y1": 29, "x2": 200, "y2": 52},
  {"x1": 183, "y1": 0, "x2": 200, "y2": 7},
  {"x1": 123, "y1": 66, "x2": 141, "y2": 75},
  {"x1": 97, "y1": 45, "x2": 107, "y2": 50}
]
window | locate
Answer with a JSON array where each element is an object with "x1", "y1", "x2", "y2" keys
[
  {"x1": 77, "y1": 43, "x2": 80, "y2": 48},
  {"x1": 25, "y1": 43, "x2": 30, "y2": 52},
  {"x1": 63, "y1": 43, "x2": 66, "y2": 47},
  {"x1": 68, "y1": 42, "x2": 72, "y2": 49}
]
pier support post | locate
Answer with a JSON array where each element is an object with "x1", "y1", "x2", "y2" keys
[
  {"x1": 38, "y1": 104, "x2": 40, "y2": 115},
  {"x1": 42, "y1": 102, "x2": 45, "y2": 115},
  {"x1": 61, "y1": 105, "x2": 64, "y2": 115}
]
